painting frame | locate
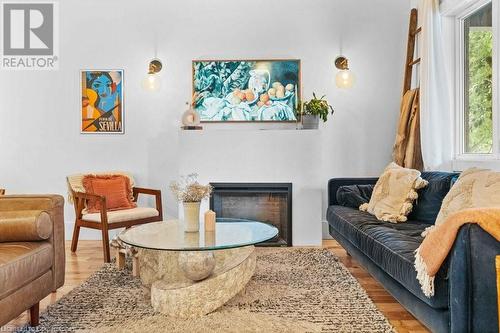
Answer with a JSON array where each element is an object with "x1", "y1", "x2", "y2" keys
[
  {"x1": 80, "y1": 69, "x2": 125, "y2": 134},
  {"x1": 192, "y1": 59, "x2": 301, "y2": 123}
]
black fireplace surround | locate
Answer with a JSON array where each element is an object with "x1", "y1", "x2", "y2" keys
[{"x1": 209, "y1": 183, "x2": 292, "y2": 246}]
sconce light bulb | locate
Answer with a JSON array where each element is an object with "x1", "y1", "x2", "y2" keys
[
  {"x1": 142, "y1": 73, "x2": 161, "y2": 91},
  {"x1": 336, "y1": 69, "x2": 355, "y2": 89}
]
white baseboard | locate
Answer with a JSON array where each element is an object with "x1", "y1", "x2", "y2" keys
[{"x1": 322, "y1": 220, "x2": 333, "y2": 240}]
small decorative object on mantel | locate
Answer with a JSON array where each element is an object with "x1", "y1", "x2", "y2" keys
[
  {"x1": 171, "y1": 174, "x2": 212, "y2": 232},
  {"x1": 300, "y1": 93, "x2": 334, "y2": 130},
  {"x1": 181, "y1": 98, "x2": 202, "y2": 130},
  {"x1": 204, "y1": 210, "x2": 216, "y2": 232}
]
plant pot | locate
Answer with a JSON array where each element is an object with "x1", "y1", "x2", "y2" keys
[
  {"x1": 301, "y1": 114, "x2": 319, "y2": 129},
  {"x1": 183, "y1": 202, "x2": 201, "y2": 232}
]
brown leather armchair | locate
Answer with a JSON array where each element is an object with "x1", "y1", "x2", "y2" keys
[{"x1": 0, "y1": 195, "x2": 65, "y2": 327}]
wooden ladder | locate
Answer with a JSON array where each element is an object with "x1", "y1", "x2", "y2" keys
[{"x1": 403, "y1": 8, "x2": 422, "y2": 97}]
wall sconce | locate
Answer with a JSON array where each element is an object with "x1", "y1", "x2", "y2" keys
[
  {"x1": 335, "y1": 56, "x2": 355, "y2": 89},
  {"x1": 142, "y1": 59, "x2": 163, "y2": 91}
]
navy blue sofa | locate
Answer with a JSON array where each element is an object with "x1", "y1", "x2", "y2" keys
[{"x1": 327, "y1": 172, "x2": 500, "y2": 333}]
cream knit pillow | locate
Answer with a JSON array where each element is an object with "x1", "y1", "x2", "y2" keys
[
  {"x1": 434, "y1": 167, "x2": 500, "y2": 227},
  {"x1": 360, "y1": 162, "x2": 428, "y2": 223}
]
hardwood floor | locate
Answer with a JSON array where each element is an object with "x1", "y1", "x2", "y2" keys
[
  {"x1": 5, "y1": 240, "x2": 429, "y2": 333},
  {"x1": 323, "y1": 239, "x2": 429, "y2": 333},
  {"x1": 4, "y1": 241, "x2": 104, "y2": 332}
]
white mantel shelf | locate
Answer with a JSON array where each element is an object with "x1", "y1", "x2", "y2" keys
[
  {"x1": 180, "y1": 123, "x2": 316, "y2": 132},
  {"x1": 178, "y1": 128, "x2": 323, "y2": 246}
]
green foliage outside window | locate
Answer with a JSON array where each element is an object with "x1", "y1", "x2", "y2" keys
[{"x1": 466, "y1": 29, "x2": 493, "y2": 153}]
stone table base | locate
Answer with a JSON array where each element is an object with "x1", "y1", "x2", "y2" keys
[{"x1": 138, "y1": 246, "x2": 256, "y2": 318}]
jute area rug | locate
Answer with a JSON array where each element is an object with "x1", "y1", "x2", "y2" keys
[{"x1": 16, "y1": 248, "x2": 394, "y2": 333}]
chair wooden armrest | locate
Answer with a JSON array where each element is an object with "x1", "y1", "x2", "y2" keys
[
  {"x1": 133, "y1": 187, "x2": 163, "y2": 220},
  {"x1": 72, "y1": 191, "x2": 107, "y2": 221},
  {"x1": 73, "y1": 191, "x2": 105, "y2": 202}
]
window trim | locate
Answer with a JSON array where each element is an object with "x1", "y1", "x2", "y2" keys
[{"x1": 452, "y1": 0, "x2": 499, "y2": 163}]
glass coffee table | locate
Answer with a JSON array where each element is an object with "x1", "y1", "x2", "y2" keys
[{"x1": 118, "y1": 219, "x2": 278, "y2": 318}]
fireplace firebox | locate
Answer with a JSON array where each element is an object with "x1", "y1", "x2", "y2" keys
[{"x1": 209, "y1": 183, "x2": 292, "y2": 246}]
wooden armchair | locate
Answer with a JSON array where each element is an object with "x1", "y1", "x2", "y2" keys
[{"x1": 67, "y1": 173, "x2": 163, "y2": 262}]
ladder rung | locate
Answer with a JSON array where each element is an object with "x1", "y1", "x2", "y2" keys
[
  {"x1": 408, "y1": 58, "x2": 421, "y2": 66},
  {"x1": 412, "y1": 27, "x2": 422, "y2": 36}
]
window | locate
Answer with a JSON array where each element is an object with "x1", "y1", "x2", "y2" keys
[
  {"x1": 454, "y1": 0, "x2": 498, "y2": 161},
  {"x1": 463, "y1": 3, "x2": 493, "y2": 154}
]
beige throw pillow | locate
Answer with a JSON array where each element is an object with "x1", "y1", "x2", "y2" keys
[
  {"x1": 434, "y1": 167, "x2": 500, "y2": 227},
  {"x1": 360, "y1": 162, "x2": 428, "y2": 223}
]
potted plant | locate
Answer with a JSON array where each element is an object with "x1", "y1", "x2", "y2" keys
[
  {"x1": 300, "y1": 93, "x2": 335, "y2": 129},
  {"x1": 170, "y1": 174, "x2": 212, "y2": 232}
]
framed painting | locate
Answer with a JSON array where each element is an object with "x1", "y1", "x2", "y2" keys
[
  {"x1": 192, "y1": 59, "x2": 300, "y2": 122},
  {"x1": 81, "y1": 69, "x2": 124, "y2": 133}
]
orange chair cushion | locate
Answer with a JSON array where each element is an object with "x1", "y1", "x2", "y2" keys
[{"x1": 82, "y1": 175, "x2": 136, "y2": 213}]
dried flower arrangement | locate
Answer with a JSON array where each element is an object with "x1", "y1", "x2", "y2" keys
[{"x1": 170, "y1": 173, "x2": 213, "y2": 203}]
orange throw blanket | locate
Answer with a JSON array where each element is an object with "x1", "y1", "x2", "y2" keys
[{"x1": 415, "y1": 208, "x2": 500, "y2": 297}]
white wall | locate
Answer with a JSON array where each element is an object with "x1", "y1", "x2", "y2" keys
[
  {"x1": 319, "y1": 1, "x2": 409, "y2": 212},
  {"x1": 0, "y1": 0, "x2": 410, "y2": 241},
  {"x1": 178, "y1": 130, "x2": 323, "y2": 245}
]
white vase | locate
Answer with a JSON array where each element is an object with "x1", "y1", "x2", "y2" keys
[{"x1": 183, "y1": 202, "x2": 201, "y2": 232}]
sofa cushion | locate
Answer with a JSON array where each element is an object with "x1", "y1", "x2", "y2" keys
[
  {"x1": 408, "y1": 171, "x2": 460, "y2": 224},
  {"x1": 327, "y1": 205, "x2": 449, "y2": 309},
  {"x1": 0, "y1": 210, "x2": 53, "y2": 242},
  {"x1": 336, "y1": 185, "x2": 374, "y2": 209},
  {"x1": 83, "y1": 207, "x2": 159, "y2": 223},
  {"x1": 83, "y1": 175, "x2": 137, "y2": 213},
  {"x1": 67, "y1": 171, "x2": 136, "y2": 197},
  {"x1": 0, "y1": 241, "x2": 53, "y2": 299},
  {"x1": 435, "y1": 167, "x2": 500, "y2": 227},
  {"x1": 359, "y1": 162, "x2": 428, "y2": 223}
]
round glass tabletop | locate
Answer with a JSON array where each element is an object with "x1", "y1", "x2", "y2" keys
[{"x1": 118, "y1": 218, "x2": 278, "y2": 251}]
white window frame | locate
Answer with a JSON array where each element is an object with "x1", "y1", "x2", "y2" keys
[{"x1": 448, "y1": 0, "x2": 499, "y2": 169}]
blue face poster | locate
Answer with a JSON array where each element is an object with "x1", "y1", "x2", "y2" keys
[
  {"x1": 81, "y1": 70, "x2": 124, "y2": 133},
  {"x1": 192, "y1": 60, "x2": 300, "y2": 122}
]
